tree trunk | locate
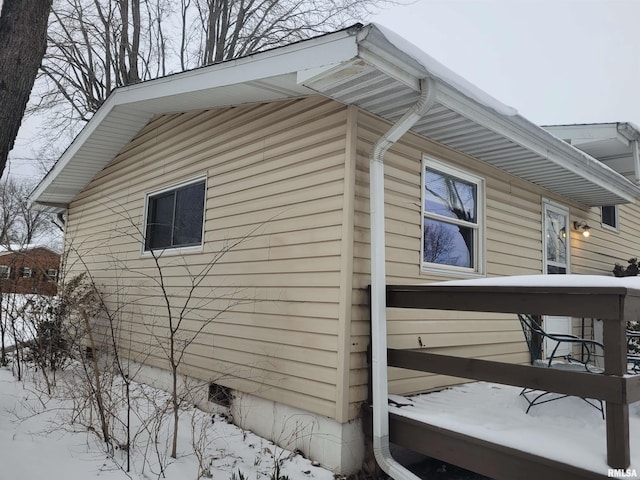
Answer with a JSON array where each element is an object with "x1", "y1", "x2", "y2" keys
[{"x1": 0, "y1": 0, "x2": 52, "y2": 177}]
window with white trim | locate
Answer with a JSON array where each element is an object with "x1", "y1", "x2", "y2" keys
[
  {"x1": 46, "y1": 269, "x2": 58, "y2": 281},
  {"x1": 20, "y1": 267, "x2": 32, "y2": 278},
  {"x1": 0, "y1": 266, "x2": 10, "y2": 279},
  {"x1": 601, "y1": 205, "x2": 618, "y2": 230},
  {"x1": 422, "y1": 157, "x2": 485, "y2": 275},
  {"x1": 144, "y1": 178, "x2": 206, "y2": 252}
]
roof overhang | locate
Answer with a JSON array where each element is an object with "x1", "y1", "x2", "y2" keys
[
  {"x1": 543, "y1": 123, "x2": 640, "y2": 185},
  {"x1": 31, "y1": 24, "x2": 640, "y2": 213}
]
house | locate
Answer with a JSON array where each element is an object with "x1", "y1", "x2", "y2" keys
[
  {"x1": 0, "y1": 246, "x2": 60, "y2": 296},
  {"x1": 29, "y1": 24, "x2": 640, "y2": 476}
]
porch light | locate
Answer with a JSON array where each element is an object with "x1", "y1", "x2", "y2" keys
[{"x1": 574, "y1": 221, "x2": 591, "y2": 237}]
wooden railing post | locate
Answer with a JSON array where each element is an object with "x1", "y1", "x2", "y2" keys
[{"x1": 602, "y1": 300, "x2": 631, "y2": 469}]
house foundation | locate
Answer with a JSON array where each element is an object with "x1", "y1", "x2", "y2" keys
[{"x1": 131, "y1": 362, "x2": 365, "y2": 474}]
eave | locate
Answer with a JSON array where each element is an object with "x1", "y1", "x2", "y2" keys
[
  {"x1": 30, "y1": 24, "x2": 640, "y2": 213},
  {"x1": 544, "y1": 122, "x2": 640, "y2": 185}
]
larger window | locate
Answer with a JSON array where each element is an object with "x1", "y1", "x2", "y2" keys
[
  {"x1": 422, "y1": 157, "x2": 484, "y2": 275},
  {"x1": 144, "y1": 178, "x2": 206, "y2": 252}
]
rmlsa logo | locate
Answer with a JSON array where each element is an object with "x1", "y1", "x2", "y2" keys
[{"x1": 608, "y1": 469, "x2": 638, "y2": 478}]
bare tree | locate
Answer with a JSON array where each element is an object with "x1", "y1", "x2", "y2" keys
[
  {"x1": 0, "y1": 178, "x2": 58, "y2": 247},
  {"x1": 0, "y1": 0, "x2": 52, "y2": 178},
  {"x1": 33, "y1": 0, "x2": 392, "y2": 132},
  {"x1": 0, "y1": 179, "x2": 22, "y2": 246}
]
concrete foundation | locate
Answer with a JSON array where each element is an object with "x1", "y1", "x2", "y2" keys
[{"x1": 131, "y1": 362, "x2": 365, "y2": 474}]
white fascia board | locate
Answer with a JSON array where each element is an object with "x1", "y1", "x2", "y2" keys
[
  {"x1": 545, "y1": 124, "x2": 619, "y2": 141},
  {"x1": 435, "y1": 83, "x2": 640, "y2": 204},
  {"x1": 30, "y1": 29, "x2": 361, "y2": 210},
  {"x1": 114, "y1": 32, "x2": 359, "y2": 107},
  {"x1": 28, "y1": 93, "x2": 131, "y2": 210},
  {"x1": 352, "y1": 26, "x2": 639, "y2": 204},
  {"x1": 356, "y1": 44, "x2": 422, "y2": 92},
  {"x1": 545, "y1": 124, "x2": 631, "y2": 150},
  {"x1": 617, "y1": 122, "x2": 640, "y2": 142},
  {"x1": 358, "y1": 24, "x2": 517, "y2": 117}
]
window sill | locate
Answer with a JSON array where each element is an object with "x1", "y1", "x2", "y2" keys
[
  {"x1": 420, "y1": 265, "x2": 486, "y2": 280},
  {"x1": 141, "y1": 244, "x2": 203, "y2": 257},
  {"x1": 601, "y1": 223, "x2": 619, "y2": 234}
]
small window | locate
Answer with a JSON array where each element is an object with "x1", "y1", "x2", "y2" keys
[
  {"x1": 20, "y1": 267, "x2": 32, "y2": 278},
  {"x1": 0, "y1": 266, "x2": 10, "y2": 279},
  {"x1": 46, "y1": 269, "x2": 58, "y2": 281},
  {"x1": 601, "y1": 205, "x2": 618, "y2": 230},
  {"x1": 422, "y1": 157, "x2": 485, "y2": 275},
  {"x1": 144, "y1": 178, "x2": 206, "y2": 251}
]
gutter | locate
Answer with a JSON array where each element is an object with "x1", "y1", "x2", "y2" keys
[{"x1": 369, "y1": 77, "x2": 436, "y2": 480}]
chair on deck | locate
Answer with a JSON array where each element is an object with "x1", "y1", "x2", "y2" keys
[
  {"x1": 518, "y1": 313, "x2": 604, "y2": 418},
  {"x1": 627, "y1": 329, "x2": 640, "y2": 373}
]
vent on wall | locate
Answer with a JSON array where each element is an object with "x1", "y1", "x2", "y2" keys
[{"x1": 208, "y1": 383, "x2": 232, "y2": 407}]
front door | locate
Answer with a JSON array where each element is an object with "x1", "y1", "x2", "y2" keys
[{"x1": 542, "y1": 201, "x2": 572, "y2": 357}]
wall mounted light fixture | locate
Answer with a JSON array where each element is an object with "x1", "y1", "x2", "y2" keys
[{"x1": 574, "y1": 221, "x2": 591, "y2": 237}]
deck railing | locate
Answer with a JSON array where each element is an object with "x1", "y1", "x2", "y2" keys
[{"x1": 380, "y1": 283, "x2": 640, "y2": 474}]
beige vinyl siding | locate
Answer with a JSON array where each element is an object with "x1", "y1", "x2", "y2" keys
[
  {"x1": 569, "y1": 202, "x2": 640, "y2": 275},
  {"x1": 349, "y1": 109, "x2": 640, "y2": 400},
  {"x1": 350, "y1": 110, "x2": 551, "y2": 399},
  {"x1": 64, "y1": 96, "x2": 351, "y2": 420}
]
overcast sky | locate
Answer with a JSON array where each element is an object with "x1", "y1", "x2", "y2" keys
[
  {"x1": 370, "y1": 0, "x2": 640, "y2": 127},
  {"x1": 10, "y1": 0, "x2": 640, "y2": 179}
]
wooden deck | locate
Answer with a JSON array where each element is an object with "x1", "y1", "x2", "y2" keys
[{"x1": 366, "y1": 281, "x2": 640, "y2": 479}]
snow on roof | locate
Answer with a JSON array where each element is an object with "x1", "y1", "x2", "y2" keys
[
  {"x1": 372, "y1": 23, "x2": 518, "y2": 117},
  {"x1": 432, "y1": 274, "x2": 640, "y2": 290},
  {"x1": 0, "y1": 244, "x2": 61, "y2": 256}
]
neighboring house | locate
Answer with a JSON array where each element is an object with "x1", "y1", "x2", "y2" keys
[
  {"x1": 0, "y1": 247, "x2": 60, "y2": 296},
  {"x1": 29, "y1": 24, "x2": 640, "y2": 474}
]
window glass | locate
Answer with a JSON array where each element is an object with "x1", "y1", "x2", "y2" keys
[
  {"x1": 173, "y1": 182, "x2": 206, "y2": 246},
  {"x1": 602, "y1": 205, "x2": 618, "y2": 229},
  {"x1": 147, "y1": 192, "x2": 174, "y2": 250},
  {"x1": 0, "y1": 266, "x2": 10, "y2": 279},
  {"x1": 545, "y1": 209, "x2": 567, "y2": 266},
  {"x1": 543, "y1": 201, "x2": 569, "y2": 275},
  {"x1": 423, "y1": 218, "x2": 473, "y2": 268},
  {"x1": 422, "y1": 160, "x2": 483, "y2": 274},
  {"x1": 145, "y1": 179, "x2": 206, "y2": 251},
  {"x1": 424, "y1": 169, "x2": 477, "y2": 222}
]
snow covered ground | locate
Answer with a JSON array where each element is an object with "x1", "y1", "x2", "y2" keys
[
  {"x1": 390, "y1": 381, "x2": 640, "y2": 476},
  {"x1": 0, "y1": 365, "x2": 335, "y2": 480},
  {"x1": 4, "y1": 362, "x2": 638, "y2": 479}
]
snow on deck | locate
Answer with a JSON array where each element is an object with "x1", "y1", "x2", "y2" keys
[
  {"x1": 389, "y1": 381, "x2": 639, "y2": 475},
  {"x1": 432, "y1": 273, "x2": 640, "y2": 289}
]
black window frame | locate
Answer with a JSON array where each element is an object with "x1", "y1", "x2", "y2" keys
[{"x1": 144, "y1": 178, "x2": 206, "y2": 252}]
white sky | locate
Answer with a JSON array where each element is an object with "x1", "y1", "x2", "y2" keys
[
  {"x1": 10, "y1": 0, "x2": 640, "y2": 179},
  {"x1": 370, "y1": 0, "x2": 640, "y2": 126}
]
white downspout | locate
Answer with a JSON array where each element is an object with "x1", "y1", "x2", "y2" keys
[{"x1": 370, "y1": 77, "x2": 437, "y2": 480}]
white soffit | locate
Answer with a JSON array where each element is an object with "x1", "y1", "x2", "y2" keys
[
  {"x1": 32, "y1": 24, "x2": 640, "y2": 212},
  {"x1": 544, "y1": 123, "x2": 640, "y2": 183},
  {"x1": 30, "y1": 28, "x2": 360, "y2": 212},
  {"x1": 300, "y1": 25, "x2": 640, "y2": 206}
]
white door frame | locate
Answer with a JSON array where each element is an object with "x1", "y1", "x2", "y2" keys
[
  {"x1": 542, "y1": 199, "x2": 570, "y2": 275},
  {"x1": 542, "y1": 199, "x2": 571, "y2": 357}
]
